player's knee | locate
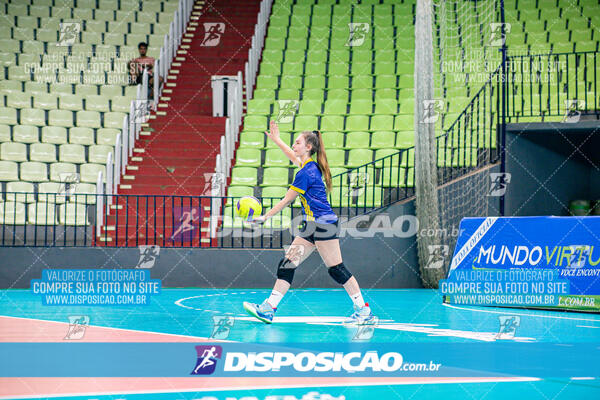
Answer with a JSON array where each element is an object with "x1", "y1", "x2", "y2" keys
[
  {"x1": 327, "y1": 262, "x2": 352, "y2": 285},
  {"x1": 276, "y1": 258, "x2": 295, "y2": 285}
]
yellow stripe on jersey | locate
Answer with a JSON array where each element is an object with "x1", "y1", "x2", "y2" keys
[
  {"x1": 299, "y1": 195, "x2": 315, "y2": 221},
  {"x1": 289, "y1": 185, "x2": 305, "y2": 194}
]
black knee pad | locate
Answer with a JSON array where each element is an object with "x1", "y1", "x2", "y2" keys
[
  {"x1": 276, "y1": 258, "x2": 295, "y2": 285},
  {"x1": 327, "y1": 263, "x2": 352, "y2": 285}
]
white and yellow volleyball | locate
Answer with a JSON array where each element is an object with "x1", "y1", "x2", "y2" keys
[{"x1": 236, "y1": 196, "x2": 263, "y2": 221}]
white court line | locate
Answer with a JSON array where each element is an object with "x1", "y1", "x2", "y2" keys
[
  {"x1": 0, "y1": 377, "x2": 541, "y2": 400},
  {"x1": 576, "y1": 325, "x2": 600, "y2": 329},
  {"x1": 443, "y1": 303, "x2": 600, "y2": 322}
]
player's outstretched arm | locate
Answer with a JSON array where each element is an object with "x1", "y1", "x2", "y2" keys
[
  {"x1": 254, "y1": 189, "x2": 298, "y2": 223},
  {"x1": 265, "y1": 121, "x2": 301, "y2": 167}
]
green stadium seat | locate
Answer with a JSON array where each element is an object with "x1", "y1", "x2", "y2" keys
[
  {"x1": 375, "y1": 149, "x2": 401, "y2": 167},
  {"x1": 256, "y1": 75, "x2": 278, "y2": 90},
  {"x1": 33, "y1": 93, "x2": 58, "y2": 110},
  {"x1": 350, "y1": 99, "x2": 373, "y2": 115},
  {"x1": 59, "y1": 94, "x2": 85, "y2": 112},
  {"x1": 395, "y1": 131, "x2": 415, "y2": 148},
  {"x1": 328, "y1": 187, "x2": 351, "y2": 208},
  {"x1": 88, "y1": 145, "x2": 112, "y2": 164},
  {"x1": 370, "y1": 131, "x2": 396, "y2": 149},
  {"x1": 297, "y1": 101, "x2": 322, "y2": 116},
  {"x1": 85, "y1": 95, "x2": 110, "y2": 112},
  {"x1": 374, "y1": 62, "x2": 396, "y2": 75},
  {"x1": 399, "y1": 98, "x2": 415, "y2": 114},
  {"x1": 6, "y1": 93, "x2": 31, "y2": 109},
  {"x1": 325, "y1": 149, "x2": 346, "y2": 167},
  {"x1": 244, "y1": 115, "x2": 268, "y2": 131},
  {"x1": 375, "y1": 75, "x2": 397, "y2": 88},
  {"x1": 235, "y1": 148, "x2": 262, "y2": 167},
  {"x1": 0, "y1": 161, "x2": 19, "y2": 181},
  {"x1": 294, "y1": 115, "x2": 319, "y2": 131},
  {"x1": 261, "y1": 186, "x2": 288, "y2": 199},
  {"x1": 261, "y1": 167, "x2": 289, "y2": 186},
  {"x1": 0, "y1": 107, "x2": 18, "y2": 125},
  {"x1": 282, "y1": 64, "x2": 304, "y2": 77},
  {"x1": 80, "y1": 163, "x2": 105, "y2": 183},
  {"x1": 20, "y1": 161, "x2": 48, "y2": 182},
  {"x1": 72, "y1": 183, "x2": 98, "y2": 204},
  {"x1": 111, "y1": 97, "x2": 132, "y2": 113},
  {"x1": 323, "y1": 100, "x2": 347, "y2": 115},
  {"x1": 6, "y1": 181, "x2": 35, "y2": 203},
  {"x1": 346, "y1": 115, "x2": 370, "y2": 131},
  {"x1": 50, "y1": 83, "x2": 74, "y2": 95},
  {"x1": 102, "y1": 85, "x2": 123, "y2": 98},
  {"x1": 0, "y1": 202, "x2": 26, "y2": 225},
  {"x1": 380, "y1": 167, "x2": 414, "y2": 188},
  {"x1": 0, "y1": 39, "x2": 19, "y2": 53},
  {"x1": 345, "y1": 131, "x2": 370, "y2": 149},
  {"x1": 347, "y1": 149, "x2": 373, "y2": 168},
  {"x1": 49, "y1": 110, "x2": 74, "y2": 127},
  {"x1": 0, "y1": 125, "x2": 10, "y2": 142},
  {"x1": 1, "y1": 142, "x2": 27, "y2": 162},
  {"x1": 30, "y1": 143, "x2": 57, "y2": 163},
  {"x1": 69, "y1": 127, "x2": 95, "y2": 146},
  {"x1": 277, "y1": 89, "x2": 300, "y2": 99},
  {"x1": 322, "y1": 131, "x2": 344, "y2": 148},
  {"x1": 353, "y1": 75, "x2": 374, "y2": 90},
  {"x1": 0, "y1": 81, "x2": 22, "y2": 95},
  {"x1": 59, "y1": 144, "x2": 86, "y2": 164},
  {"x1": 76, "y1": 111, "x2": 101, "y2": 128},
  {"x1": 370, "y1": 115, "x2": 394, "y2": 131},
  {"x1": 304, "y1": 76, "x2": 326, "y2": 90},
  {"x1": 59, "y1": 203, "x2": 89, "y2": 226},
  {"x1": 96, "y1": 129, "x2": 119, "y2": 146},
  {"x1": 302, "y1": 89, "x2": 324, "y2": 102},
  {"x1": 16, "y1": 15, "x2": 39, "y2": 29},
  {"x1": 305, "y1": 62, "x2": 326, "y2": 76},
  {"x1": 227, "y1": 185, "x2": 254, "y2": 198},
  {"x1": 13, "y1": 125, "x2": 39, "y2": 144},
  {"x1": 42, "y1": 126, "x2": 68, "y2": 144},
  {"x1": 104, "y1": 112, "x2": 126, "y2": 129},
  {"x1": 230, "y1": 167, "x2": 258, "y2": 186},
  {"x1": 28, "y1": 202, "x2": 58, "y2": 225},
  {"x1": 398, "y1": 75, "x2": 413, "y2": 88},
  {"x1": 20, "y1": 109, "x2": 47, "y2": 127},
  {"x1": 264, "y1": 149, "x2": 291, "y2": 167},
  {"x1": 30, "y1": 5, "x2": 50, "y2": 18},
  {"x1": 328, "y1": 76, "x2": 350, "y2": 90},
  {"x1": 239, "y1": 131, "x2": 265, "y2": 148},
  {"x1": 356, "y1": 189, "x2": 383, "y2": 208},
  {"x1": 321, "y1": 115, "x2": 344, "y2": 131},
  {"x1": 247, "y1": 99, "x2": 272, "y2": 115},
  {"x1": 266, "y1": 132, "x2": 291, "y2": 148}
]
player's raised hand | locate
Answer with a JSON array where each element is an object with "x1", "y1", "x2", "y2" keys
[{"x1": 265, "y1": 120, "x2": 280, "y2": 142}]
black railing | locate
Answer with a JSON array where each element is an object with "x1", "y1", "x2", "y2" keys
[
  {"x1": 436, "y1": 64, "x2": 502, "y2": 185},
  {"x1": 506, "y1": 51, "x2": 599, "y2": 120}
]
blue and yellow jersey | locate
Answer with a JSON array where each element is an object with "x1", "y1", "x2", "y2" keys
[{"x1": 289, "y1": 159, "x2": 338, "y2": 223}]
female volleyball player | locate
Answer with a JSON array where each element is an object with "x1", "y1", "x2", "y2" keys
[{"x1": 243, "y1": 121, "x2": 375, "y2": 325}]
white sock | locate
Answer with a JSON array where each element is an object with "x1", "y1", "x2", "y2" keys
[
  {"x1": 267, "y1": 290, "x2": 284, "y2": 309},
  {"x1": 350, "y1": 292, "x2": 365, "y2": 308}
]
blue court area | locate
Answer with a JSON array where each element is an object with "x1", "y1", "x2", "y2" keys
[
  {"x1": 2, "y1": 288, "x2": 600, "y2": 343},
  {"x1": 1, "y1": 288, "x2": 600, "y2": 400}
]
